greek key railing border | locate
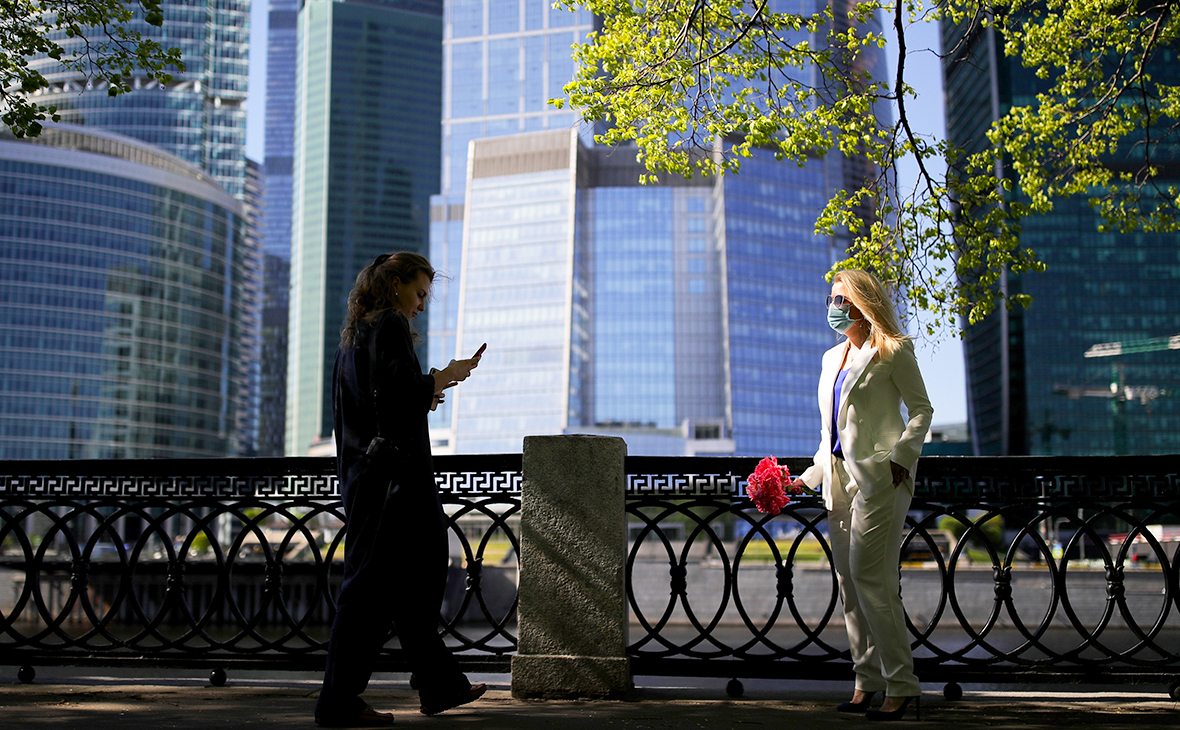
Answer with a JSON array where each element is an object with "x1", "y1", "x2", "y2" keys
[
  {"x1": 624, "y1": 455, "x2": 1180, "y2": 688},
  {"x1": 0, "y1": 456, "x2": 523, "y2": 499},
  {"x1": 4, "y1": 454, "x2": 1180, "y2": 689},
  {"x1": 0, "y1": 455, "x2": 521, "y2": 674}
]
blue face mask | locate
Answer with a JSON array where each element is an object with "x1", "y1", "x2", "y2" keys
[{"x1": 827, "y1": 305, "x2": 857, "y2": 334}]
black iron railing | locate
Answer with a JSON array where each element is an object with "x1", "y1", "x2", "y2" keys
[
  {"x1": 3, "y1": 454, "x2": 1179, "y2": 695},
  {"x1": 0, "y1": 456, "x2": 520, "y2": 676},
  {"x1": 625, "y1": 455, "x2": 1180, "y2": 694}
]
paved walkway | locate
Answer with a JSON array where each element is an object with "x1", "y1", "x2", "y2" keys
[{"x1": 1, "y1": 672, "x2": 1177, "y2": 729}]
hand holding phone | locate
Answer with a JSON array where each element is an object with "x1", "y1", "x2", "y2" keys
[{"x1": 444, "y1": 343, "x2": 487, "y2": 384}]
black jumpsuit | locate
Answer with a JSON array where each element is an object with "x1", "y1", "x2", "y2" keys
[{"x1": 316, "y1": 310, "x2": 466, "y2": 717}]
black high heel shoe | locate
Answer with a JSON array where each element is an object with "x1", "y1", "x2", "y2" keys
[
  {"x1": 835, "y1": 690, "x2": 876, "y2": 713},
  {"x1": 865, "y1": 695, "x2": 920, "y2": 722}
]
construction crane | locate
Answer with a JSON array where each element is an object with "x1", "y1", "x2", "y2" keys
[
  {"x1": 1053, "y1": 363, "x2": 1170, "y2": 407},
  {"x1": 1052, "y1": 333, "x2": 1179, "y2": 454},
  {"x1": 1083, "y1": 333, "x2": 1180, "y2": 359}
]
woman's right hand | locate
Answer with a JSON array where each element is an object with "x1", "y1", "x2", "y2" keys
[
  {"x1": 433, "y1": 344, "x2": 485, "y2": 391},
  {"x1": 446, "y1": 357, "x2": 479, "y2": 382}
]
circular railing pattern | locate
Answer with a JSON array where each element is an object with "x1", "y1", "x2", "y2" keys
[
  {"x1": 3, "y1": 453, "x2": 1179, "y2": 688},
  {"x1": 0, "y1": 456, "x2": 520, "y2": 670},
  {"x1": 624, "y1": 455, "x2": 1180, "y2": 683}
]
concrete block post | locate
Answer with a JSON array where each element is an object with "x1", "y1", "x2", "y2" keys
[{"x1": 510, "y1": 435, "x2": 631, "y2": 699}]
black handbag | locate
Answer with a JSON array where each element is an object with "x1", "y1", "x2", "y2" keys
[{"x1": 362, "y1": 321, "x2": 400, "y2": 467}]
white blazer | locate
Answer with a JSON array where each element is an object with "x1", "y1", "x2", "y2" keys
[{"x1": 799, "y1": 339, "x2": 933, "y2": 510}]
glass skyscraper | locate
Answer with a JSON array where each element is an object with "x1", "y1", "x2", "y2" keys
[
  {"x1": 259, "y1": 0, "x2": 301, "y2": 455},
  {"x1": 240, "y1": 158, "x2": 266, "y2": 456},
  {"x1": 941, "y1": 20, "x2": 1180, "y2": 454},
  {"x1": 0, "y1": 125, "x2": 254, "y2": 459},
  {"x1": 439, "y1": 0, "x2": 594, "y2": 195},
  {"x1": 427, "y1": 1, "x2": 595, "y2": 445},
  {"x1": 722, "y1": 153, "x2": 846, "y2": 456},
  {"x1": 265, "y1": 0, "x2": 300, "y2": 260},
  {"x1": 590, "y1": 186, "x2": 714, "y2": 432},
  {"x1": 435, "y1": 0, "x2": 880, "y2": 456},
  {"x1": 29, "y1": 0, "x2": 252, "y2": 199},
  {"x1": 445, "y1": 130, "x2": 844, "y2": 455},
  {"x1": 450, "y1": 131, "x2": 583, "y2": 451},
  {"x1": 13, "y1": 1, "x2": 260, "y2": 457},
  {"x1": 286, "y1": 0, "x2": 443, "y2": 454}
]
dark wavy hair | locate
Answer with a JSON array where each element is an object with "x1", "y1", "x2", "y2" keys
[{"x1": 339, "y1": 251, "x2": 435, "y2": 348}]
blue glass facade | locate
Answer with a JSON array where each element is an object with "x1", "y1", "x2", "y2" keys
[
  {"x1": 1021, "y1": 212, "x2": 1180, "y2": 454},
  {"x1": 722, "y1": 152, "x2": 841, "y2": 456},
  {"x1": 447, "y1": 132, "x2": 840, "y2": 456},
  {"x1": 436, "y1": 1, "x2": 883, "y2": 456},
  {"x1": 287, "y1": 0, "x2": 443, "y2": 453},
  {"x1": 589, "y1": 185, "x2": 727, "y2": 436},
  {"x1": 22, "y1": 0, "x2": 261, "y2": 457},
  {"x1": 449, "y1": 131, "x2": 579, "y2": 453},
  {"x1": 591, "y1": 188, "x2": 678, "y2": 428},
  {"x1": 30, "y1": 0, "x2": 251, "y2": 199},
  {"x1": 264, "y1": 0, "x2": 299, "y2": 259},
  {"x1": 942, "y1": 21, "x2": 1180, "y2": 454},
  {"x1": 257, "y1": 0, "x2": 301, "y2": 455},
  {"x1": 240, "y1": 158, "x2": 265, "y2": 456},
  {"x1": 428, "y1": 1, "x2": 595, "y2": 445},
  {"x1": 0, "y1": 127, "x2": 252, "y2": 458},
  {"x1": 440, "y1": 0, "x2": 593, "y2": 194}
]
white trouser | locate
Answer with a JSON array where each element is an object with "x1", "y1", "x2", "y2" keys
[{"x1": 827, "y1": 455, "x2": 920, "y2": 697}]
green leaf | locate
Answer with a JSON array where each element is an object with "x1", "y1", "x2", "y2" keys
[
  {"x1": 554, "y1": 0, "x2": 1178, "y2": 336},
  {"x1": 1, "y1": 0, "x2": 185, "y2": 137}
]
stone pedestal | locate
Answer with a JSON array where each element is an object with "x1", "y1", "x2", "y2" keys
[{"x1": 510, "y1": 435, "x2": 631, "y2": 699}]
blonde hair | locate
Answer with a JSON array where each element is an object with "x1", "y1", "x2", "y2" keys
[{"x1": 832, "y1": 269, "x2": 909, "y2": 359}]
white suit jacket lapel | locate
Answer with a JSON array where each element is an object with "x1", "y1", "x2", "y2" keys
[
  {"x1": 837, "y1": 344, "x2": 878, "y2": 427},
  {"x1": 818, "y1": 345, "x2": 844, "y2": 431}
]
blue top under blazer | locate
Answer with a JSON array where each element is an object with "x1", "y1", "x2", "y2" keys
[{"x1": 798, "y1": 339, "x2": 933, "y2": 510}]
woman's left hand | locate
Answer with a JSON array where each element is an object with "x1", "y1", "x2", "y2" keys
[{"x1": 890, "y1": 461, "x2": 909, "y2": 486}]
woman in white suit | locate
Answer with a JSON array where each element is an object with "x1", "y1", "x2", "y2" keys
[{"x1": 791, "y1": 270, "x2": 932, "y2": 722}]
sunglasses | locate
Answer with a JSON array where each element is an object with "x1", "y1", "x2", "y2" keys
[{"x1": 826, "y1": 294, "x2": 851, "y2": 308}]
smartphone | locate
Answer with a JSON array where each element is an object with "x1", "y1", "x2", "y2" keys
[{"x1": 474, "y1": 343, "x2": 487, "y2": 358}]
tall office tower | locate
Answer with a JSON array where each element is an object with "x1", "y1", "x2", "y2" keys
[
  {"x1": 265, "y1": 0, "x2": 300, "y2": 260},
  {"x1": 286, "y1": 0, "x2": 443, "y2": 454},
  {"x1": 28, "y1": 0, "x2": 251, "y2": 199},
  {"x1": 240, "y1": 158, "x2": 266, "y2": 456},
  {"x1": 445, "y1": 130, "x2": 841, "y2": 455},
  {"x1": 0, "y1": 125, "x2": 254, "y2": 459},
  {"x1": 259, "y1": 253, "x2": 291, "y2": 456},
  {"x1": 437, "y1": 1, "x2": 883, "y2": 456},
  {"x1": 722, "y1": 152, "x2": 852, "y2": 457},
  {"x1": 259, "y1": 0, "x2": 301, "y2": 455},
  {"x1": 23, "y1": 0, "x2": 262, "y2": 456},
  {"x1": 942, "y1": 21, "x2": 1180, "y2": 454},
  {"x1": 427, "y1": 1, "x2": 595, "y2": 447}
]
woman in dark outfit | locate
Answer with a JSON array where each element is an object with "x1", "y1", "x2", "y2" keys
[{"x1": 315, "y1": 252, "x2": 486, "y2": 728}]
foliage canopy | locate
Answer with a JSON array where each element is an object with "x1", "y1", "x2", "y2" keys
[
  {"x1": 554, "y1": 0, "x2": 1180, "y2": 334},
  {"x1": 0, "y1": 0, "x2": 184, "y2": 138}
]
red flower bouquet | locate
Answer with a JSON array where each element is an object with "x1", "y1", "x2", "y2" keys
[{"x1": 745, "y1": 456, "x2": 801, "y2": 515}]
